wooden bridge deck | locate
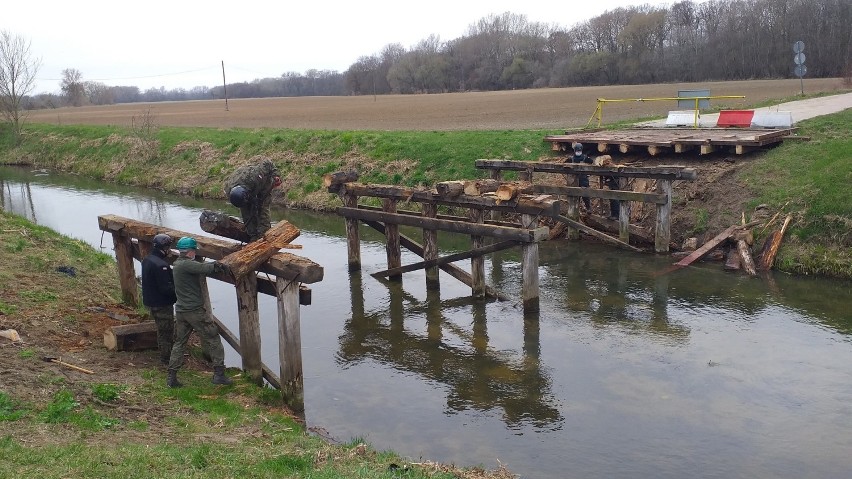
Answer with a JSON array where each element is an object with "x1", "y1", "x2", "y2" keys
[{"x1": 545, "y1": 127, "x2": 796, "y2": 156}]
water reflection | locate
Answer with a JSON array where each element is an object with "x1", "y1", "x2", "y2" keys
[{"x1": 340, "y1": 271, "x2": 561, "y2": 429}]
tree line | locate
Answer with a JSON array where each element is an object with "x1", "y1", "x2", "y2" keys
[{"x1": 21, "y1": 0, "x2": 852, "y2": 108}]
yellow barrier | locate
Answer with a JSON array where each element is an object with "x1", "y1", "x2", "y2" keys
[{"x1": 586, "y1": 95, "x2": 746, "y2": 128}]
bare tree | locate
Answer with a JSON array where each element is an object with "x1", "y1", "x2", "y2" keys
[
  {"x1": 61, "y1": 68, "x2": 85, "y2": 106},
  {"x1": 0, "y1": 30, "x2": 41, "y2": 142}
]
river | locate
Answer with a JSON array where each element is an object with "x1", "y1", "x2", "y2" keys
[{"x1": 2, "y1": 165, "x2": 852, "y2": 479}]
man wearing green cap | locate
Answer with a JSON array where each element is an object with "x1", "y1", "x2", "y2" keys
[{"x1": 166, "y1": 236, "x2": 233, "y2": 388}]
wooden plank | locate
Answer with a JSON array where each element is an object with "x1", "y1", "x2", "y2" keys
[
  {"x1": 372, "y1": 240, "x2": 519, "y2": 277},
  {"x1": 655, "y1": 179, "x2": 673, "y2": 253},
  {"x1": 673, "y1": 226, "x2": 736, "y2": 267},
  {"x1": 103, "y1": 322, "x2": 158, "y2": 351},
  {"x1": 210, "y1": 313, "x2": 280, "y2": 389},
  {"x1": 357, "y1": 204, "x2": 521, "y2": 228},
  {"x1": 339, "y1": 207, "x2": 549, "y2": 243},
  {"x1": 218, "y1": 220, "x2": 301, "y2": 278},
  {"x1": 554, "y1": 215, "x2": 642, "y2": 252},
  {"x1": 522, "y1": 184, "x2": 668, "y2": 204},
  {"x1": 422, "y1": 203, "x2": 439, "y2": 289},
  {"x1": 277, "y1": 277, "x2": 304, "y2": 413},
  {"x1": 469, "y1": 208, "x2": 486, "y2": 298},
  {"x1": 617, "y1": 177, "x2": 630, "y2": 243},
  {"x1": 757, "y1": 214, "x2": 792, "y2": 271},
  {"x1": 236, "y1": 275, "x2": 262, "y2": 385},
  {"x1": 112, "y1": 233, "x2": 138, "y2": 306},
  {"x1": 343, "y1": 192, "x2": 361, "y2": 271},
  {"x1": 361, "y1": 219, "x2": 509, "y2": 301}
]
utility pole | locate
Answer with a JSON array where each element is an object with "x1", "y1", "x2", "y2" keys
[{"x1": 221, "y1": 60, "x2": 229, "y2": 111}]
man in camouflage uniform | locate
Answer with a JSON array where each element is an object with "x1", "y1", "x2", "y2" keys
[
  {"x1": 166, "y1": 236, "x2": 232, "y2": 388},
  {"x1": 141, "y1": 234, "x2": 177, "y2": 366},
  {"x1": 223, "y1": 158, "x2": 282, "y2": 241}
]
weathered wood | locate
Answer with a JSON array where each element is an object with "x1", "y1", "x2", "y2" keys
[
  {"x1": 757, "y1": 214, "x2": 792, "y2": 271},
  {"x1": 736, "y1": 239, "x2": 758, "y2": 276},
  {"x1": 340, "y1": 183, "x2": 561, "y2": 216},
  {"x1": 617, "y1": 176, "x2": 630, "y2": 243},
  {"x1": 700, "y1": 144, "x2": 715, "y2": 155},
  {"x1": 210, "y1": 313, "x2": 280, "y2": 389},
  {"x1": 277, "y1": 277, "x2": 304, "y2": 413},
  {"x1": 496, "y1": 182, "x2": 528, "y2": 201},
  {"x1": 724, "y1": 248, "x2": 742, "y2": 271},
  {"x1": 554, "y1": 215, "x2": 642, "y2": 252},
  {"x1": 422, "y1": 203, "x2": 439, "y2": 289},
  {"x1": 619, "y1": 144, "x2": 631, "y2": 154},
  {"x1": 519, "y1": 184, "x2": 668, "y2": 204},
  {"x1": 218, "y1": 220, "x2": 301, "y2": 278},
  {"x1": 199, "y1": 210, "x2": 251, "y2": 243},
  {"x1": 564, "y1": 173, "x2": 580, "y2": 240},
  {"x1": 521, "y1": 214, "x2": 540, "y2": 313},
  {"x1": 99, "y1": 214, "x2": 242, "y2": 259},
  {"x1": 648, "y1": 145, "x2": 669, "y2": 156},
  {"x1": 488, "y1": 169, "x2": 502, "y2": 221},
  {"x1": 103, "y1": 321, "x2": 158, "y2": 351},
  {"x1": 260, "y1": 253, "x2": 324, "y2": 284},
  {"x1": 674, "y1": 143, "x2": 694, "y2": 154},
  {"x1": 372, "y1": 240, "x2": 519, "y2": 278},
  {"x1": 584, "y1": 214, "x2": 656, "y2": 244},
  {"x1": 436, "y1": 180, "x2": 466, "y2": 199},
  {"x1": 674, "y1": 226, "x2": 737, "y2": 267},
  {"x1": 469, "y1": 208, "x2": 486, "y2": 298},
  {"x1": 382, "y1": 198, "x2": 402, "y2": 280},
  {"x1": 342, "y1": 192, "x2": 361, "y2": 271},
  {"x1": 112, "y1": 233, "x2": 138, "y2": 306},
  {"x1": 361, "y1": 219, "x2": 509, "y2": 301},
  {"x1": 655, "y1": 179, "x2": 673, "y2": 253},
  {"x1": 339, "y1": 207, "x2": 549, "y2": 242},
  {"x1": 464, "y1": 179, "x2": 500, "y2": 196},
  {"x1": 474, "y1": 159, "x2": 698, "y2": 181},
  {"x1": 358, "y1": 204, "x2": 520, "y2": 228},
  {"x1": 236, "y1": 275, "x2": 262, "y2": 385},
  {"x1": 323, "y1": 171, "x2": 360, "y2": 191}
]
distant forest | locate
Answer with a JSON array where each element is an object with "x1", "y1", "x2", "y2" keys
[{"x1": 27, "y1": 0, "x2": 852, "y2": 108}]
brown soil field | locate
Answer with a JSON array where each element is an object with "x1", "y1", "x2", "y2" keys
[{"x1": 27, "y1": 78, "x2": 846, "y2": 130}]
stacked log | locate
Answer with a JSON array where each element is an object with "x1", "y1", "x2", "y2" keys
[
  {"x1": 200, "y1": 210, "x2": 251, "y2": 243},
  {"x1": 436, "y1": 180, "x2": 466, "y2": 199},
  {"x1": 323, "y1": 171, "x2": 360, "y2": 192}
]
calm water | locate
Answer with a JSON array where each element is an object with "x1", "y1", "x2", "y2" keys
[{"x1": 3, "y1": 165, "x2": 852, "y2": 479}]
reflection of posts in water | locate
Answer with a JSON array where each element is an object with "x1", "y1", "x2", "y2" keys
[
  {"x1": 651, "y1": 268, "x2": 670, "y2": 326},
  {"x1": 523, "y1": 313, "x2": 541, "y2": 362},
  {"x1": 472, "y1": 301, "x2": 488, "y2": 353},
  {"x1": 425, "y1": 288, "x2": 445, "y2": 377},
  {"x1": 349, "y1": 271, "x2": 365, "y2": 320},
  {"x1": 490, "y1": 248, "x2": 505, "y2": 286},
  {"x1": 422, "y1": 203, "x2": 439, "y2": 290},
  {"x1": 25, "y1": 182, "x2": 37, "y2": 223}
]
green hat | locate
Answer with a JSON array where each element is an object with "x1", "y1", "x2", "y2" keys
[{"x1": 176, "y1": 236, "x2": 198, "y2": 251}]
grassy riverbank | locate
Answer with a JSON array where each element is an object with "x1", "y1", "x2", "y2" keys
[
  {"x1": 0, "y1": 107, "x2": 850, "y2": 280},
  {"x1": 0, "y1": 210, "x2": 511, "y2": 479}
]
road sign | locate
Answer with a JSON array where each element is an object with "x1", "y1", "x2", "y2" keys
[
  {"x1": 793, "y1": 41, "x2": 805, "y2": 54},
  {"x1": 794, "y1": 52, "x2": 806, "y2": 65},
  {"x1": 795, "y1": 64, "x2": 807, "y2": 78}
]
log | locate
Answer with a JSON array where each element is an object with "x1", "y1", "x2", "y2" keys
[
  {"x1": 323, "y1": 171, "x2": 360, "y2": 191},
  {"x1": 104, "y1": 322, "x2": 159, "y2": 351},
  {"x1": 436, "y1": 180, "x2": 466, "y2": 199},
  {"x1": 219, "y1": 220, "x2": 301, "y2": 278},
  {"x1": 757, "y1": 214, "x2": 792, "y2": 271},
  {"x1": 199, "y1": 210, "x2": 251, "y2": 243},
  {"x1": 673, "y1": 225, "x2": 737, "y2": 267},
  {"x1": 724, "y1": 247, "x2": 742, "y2": 271},
  {"x1": 463, "y1": 179, "x2": 499, "y2": 196},
  {"x1": 496, "y1": 182, "x2": 528, "y2": 201},
  {"x1": 736, "y1": 238, "x2": 758, "y2": 276}
]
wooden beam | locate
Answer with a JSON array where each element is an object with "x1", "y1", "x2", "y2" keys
[
  {"x1": 199, "y1": 210, "x2": 251, "y2": 243},
  {"x1": 700, "y1": 144, "x2": 715, "y2": 155},
  {"x1": 236, "y1": 275, "x2": 263, "y2": 385},
  {"x1": 383, "y1": 198, "x2": 402, "y2": 281},
  {"x1": 210, "y1": 313, "x2": 280, "y2": 390},
  {"x1": 673, "y1": 226, "x2": 736, "y2": 267},
  {"x1": 674, "y1": 143, "x2": 694, "y2": 154},
  {"x1": 422, "y1": 203, "x2": 439, "y2": 289},
  {"x1": 111, "y1": 232, "x2": 138, "y2": 306},
  {"x1": 522, "y1": 184, "x2": 668, "y2": 204},
  {"x1": 372, "y1": 240, "x2": 519, "y2": 278},
  {"x1": 597, "y1": 143, "x2": 610, "y2": 153},
  {"x1": 469, "y1": 208, "x2": 485, "y2": 298},
  {"x1": 218, "y1": 220, "x2": 301, "y2": 278},
  {"x1": 554, "y1": 215, "x2": 642, "y2": 252},
  {"x1": 436, "y1": 180, "x2": 466, "y2": 199},
  {"x1": 340, "y1": 183, "x2": 561, "y2": 216},
  {"x1": 521, "y1": 214, "x2": 540, "y2": 313},
  {"x1": 464, "y1": 179, "x2": 499, "y2": 196},
  {"x1": 338, "y1": 207, "x2": 549, "y2": 242},
  {"x1": 655, "y1": 179, "x2": 673, "y2": 253},
  {"x1": 323, "y1": 171, "x2": 359, "y2": 192},
  {"x1": 277, "y1": 277, "x2": 304, "y2": 413},
  {"x1": 619, "y1": 144, "x2": 631, "y2": 154},
  {"x1": 474, "y1": 160, "x2": 697, "y2": 180},
  {"x1": 342, "y1": 192, "x2": 361, "y2": 271},
  {"x1": 357, "y1": 204, "x2": 520, "y2": 228},
  {"x1": 103, "y1": 322, "x2": 158, "y2": 351},
  {"x1": 757, "y1": 215, "x2": 792, "y2": 271},
  {"x1": 361, "y1": 219, "x2": 508, "y2": 301}
]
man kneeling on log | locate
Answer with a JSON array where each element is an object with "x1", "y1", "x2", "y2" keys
[{"x1": 223, "y1": 158, "x2": 282, "y2": 242}]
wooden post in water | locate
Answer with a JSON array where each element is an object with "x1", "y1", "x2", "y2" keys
[
  {"x1": 521, "y1": 214, "x2": 540, "y2": 313},
  {"x1": 276, "y1": 276, "x2": 304, "y2": 413},
  {"x1": 112, "y1": 232, "x2": 138, "y2": 306},
  {"x1": 618, "y1": 177, "x2": 631, "y2": 244},
  {"x1": 383, "y1": 198, "x2": 402, "y2": 281},
  {"x1": 655, "y1": 179, "x2": 673, "y2": 253},
  {"x1": 235, "y1": 275, "x2": 263, "y2": 385},
  {"x1": 422, "y1": 203, "x2": 439, "y2": 290},
  {"x1": 343, "y1": 192, "x2": 361, "y2": 271},
  {"x1": 469, "y1": 207, "x2": 486, "y2": 298},
  {"x1": 564, "y1": 174, "x2": 580, "y2": 240}
]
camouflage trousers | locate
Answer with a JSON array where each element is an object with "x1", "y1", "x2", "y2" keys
[
  {"x1": 168, "y1": 308, "x2": 225, "y2": 371},
  {"x1": 240, "y1": 194, "x2": 272, "y2": 241},
  {"x1": 148, "y1": 306, "x2": 175, "y2": 364}
]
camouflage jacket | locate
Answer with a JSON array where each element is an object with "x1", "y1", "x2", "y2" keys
[{"x1": 223, "y1": 159, "x2": 280, "y2": 201}]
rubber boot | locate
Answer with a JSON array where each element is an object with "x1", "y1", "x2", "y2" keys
[
  {"x1": 167, "y1": 369, "x2": 183, "y2": 388},
  {"x1": 212, "y1": 366, "x2": 233, "y2": 385}
]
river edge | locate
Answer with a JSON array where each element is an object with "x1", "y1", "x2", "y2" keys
[{"x1": 0, "y1": 209, "x2": 514, "y2": 479}]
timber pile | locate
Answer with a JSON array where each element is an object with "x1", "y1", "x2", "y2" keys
[{"x1": 673, "y1": 213, "x2": 793, "y2": 276}]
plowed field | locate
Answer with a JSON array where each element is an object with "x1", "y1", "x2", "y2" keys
[{"x1": 27, "y1": 78, "x2": 846, "y2": 131}]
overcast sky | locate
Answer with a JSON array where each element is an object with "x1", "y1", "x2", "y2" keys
[{"x1": 5, "y1": 1, "x2": 681, "y2": 95}]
